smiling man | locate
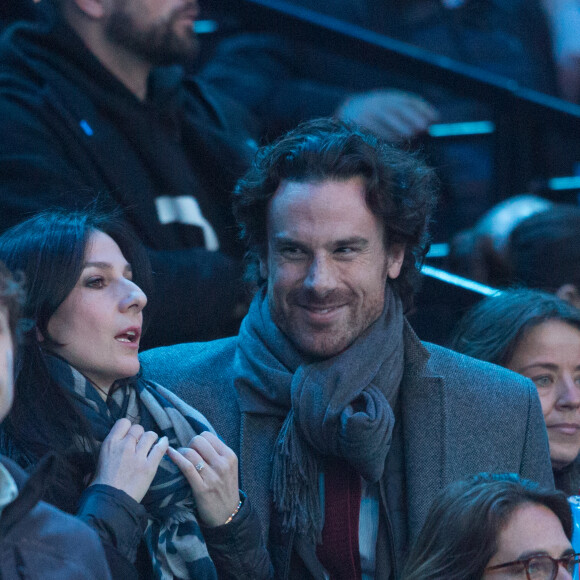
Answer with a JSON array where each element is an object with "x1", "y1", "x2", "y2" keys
[
  {"x1": 142, "y1": 118, "x2": 554, "y2": 579},
  {"x1": 263, "y1": 177, "x2": 404, "y2": 361},
  {"x1": 0, "y1": 0, "x2": 258, "y2": 347}
]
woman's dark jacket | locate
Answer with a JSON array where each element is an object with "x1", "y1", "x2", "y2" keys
[
  {"x1": 1, "y1": 425, "x2": 273, "y2": 580},
  {"x1": 0, "y1": 454, "x2": 112, "y2": 579}
]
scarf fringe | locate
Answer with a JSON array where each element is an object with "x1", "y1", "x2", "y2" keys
[{"x1": 271, "y1": 410, "x2": 322, "y2": 543}]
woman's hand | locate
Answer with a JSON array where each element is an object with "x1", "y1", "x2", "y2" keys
[
  {"x1": 90, "y1": 418, "x2": 169, "y2": 503},
  {"x1": 167, "y1": 431, "x2": 240, "y2": 527}
]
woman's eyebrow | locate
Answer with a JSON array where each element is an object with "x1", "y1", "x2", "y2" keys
[
  {"x1": 516, "y1": 362, "x2": 558, "y2": 372},
  {"x1": 82, "y1": 261, "x2": 132, "y2": 273},
  {"x1": 83, "y1": 261, "x2": 112, "y2": 269},
  {"x1": 515, "y1": 550, "x2": 549, "y2": 560},
  {"x1": 515, "y1": 548, "x2": 574, "y2": 560}
]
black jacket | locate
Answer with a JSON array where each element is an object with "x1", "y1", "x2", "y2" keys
[
  {"x1": 0, "y1": 444, "x2": 273, "y2": 579},
  {"x1": 0, "y1": 455, "x2": 113, "y2": 579},
  {"x1": 0, "y1": 18, "x2": 260, "y2": 347}
]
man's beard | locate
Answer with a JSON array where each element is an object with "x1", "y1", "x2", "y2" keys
[{"x1": 105, "y1": 8, "x2": 199, "y2": 66}]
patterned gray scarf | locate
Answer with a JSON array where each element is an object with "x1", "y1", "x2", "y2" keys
[
  {"x1": 46, "y1": 355, "x2": 217, "y2": 580},
  {"x1": 234, "y1": 286, "x2": 404, "y2": 542}
]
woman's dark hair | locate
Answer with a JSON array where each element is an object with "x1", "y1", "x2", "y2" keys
[
  {"x1": 0, "y1": 209, "x2": 151, "y2": 511},
  {"x1": 402, "y1": 473, "x2": 572, "y2": 580},
  {"x1": 448, "y1": 288, "x2": 580, "y2": 367},
  {"x1": 233, "y1": 117, "x2": 438, "y2": 312}
]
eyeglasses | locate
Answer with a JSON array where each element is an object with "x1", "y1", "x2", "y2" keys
[{"x1": 485, "y1": 553, "x2": 580, "y2": 579}]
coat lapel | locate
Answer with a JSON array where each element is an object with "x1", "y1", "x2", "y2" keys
[{"x1": 400, "y1": 326, "x2": 447, "y2": 543}]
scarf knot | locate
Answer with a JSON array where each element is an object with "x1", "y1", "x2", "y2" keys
[{"x1": 235, "y1": 286, "x2": 405, "y2": 542}]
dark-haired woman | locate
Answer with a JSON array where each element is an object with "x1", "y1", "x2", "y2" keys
[
  {"x1": 449, "y1": 288, "x2": 580, "y2": 497},
  {"x1": 402, "y1": 473, "x2": 578, "y2": 580},
  {"x1": 0, "y1": 210, "x2": 271, "y2": 579}
]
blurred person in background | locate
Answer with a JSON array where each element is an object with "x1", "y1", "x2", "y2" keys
[{"x1": 0, "y1": 0, "x2": 260, "y2": 348}]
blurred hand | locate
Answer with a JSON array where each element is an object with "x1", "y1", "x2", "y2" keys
[
  {"x1": 555, "y1": 29, "x2": 580, "y2": 103},
  {"x1": 546, "y1": 1, "x2": 580, "y2": 102},
  {"x1": 335, "y1": 89, "x2": 440, "y2": 141},
  {"x1": 90, "y1": 418, "x2": 168, "y2": 503},
  {"x1": 167, "y1": 431, "x2": 239, "y2": 527}
]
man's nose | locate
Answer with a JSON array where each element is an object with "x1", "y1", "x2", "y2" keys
[{"x1": 304, "y1": 255, "x2": 336, "y2": 294}]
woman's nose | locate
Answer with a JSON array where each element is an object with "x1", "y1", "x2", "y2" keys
[
  {"x1": 556, "y1": 374, "x2": 580, "y2": 410},
  {"x1": 119, "y1": 280, "x2": 147, "y2": 313}
]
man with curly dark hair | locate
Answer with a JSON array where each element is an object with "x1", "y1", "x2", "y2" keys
[
  {"x1": 233, "y1": 117, "x2": 437, "y2": 315},
  {"x1": 143, "y1": 118, "x2": 553, "y2": 579}
]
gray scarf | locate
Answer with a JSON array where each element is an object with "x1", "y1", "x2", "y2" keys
[
  {"x1": 46, "y1": 355, "x2": 217, "y2": 580},
  {"x1": 234, "y1": 286, "x2": 404, "y2": 542}
]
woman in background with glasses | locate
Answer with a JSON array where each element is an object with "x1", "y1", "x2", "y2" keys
[{"x1": 402, "y1": 473, "x2": 578, "y2": 580}]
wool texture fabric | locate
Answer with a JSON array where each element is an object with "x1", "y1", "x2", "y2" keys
[
  {"x1": 316, "y1": 458, "x2": 362, "y2": 579},
  {"x1": 234, "y1": 286, "x2": 404, "y2": 543},
  {"x1": 46, "y1": 355, "x2": 217, "y2": 580}
]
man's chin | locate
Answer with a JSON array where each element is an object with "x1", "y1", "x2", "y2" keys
[
  {"x1": 291, "y1": 332, "x2": 351, "y2": 362},
  {"x1": 147, "y1": 40, "x2": 198, "y2": 66},
  {"x1": 105, "y1": 15, "x2": 198, "y2": 67}
]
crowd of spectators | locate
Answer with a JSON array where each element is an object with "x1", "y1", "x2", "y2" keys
[{"x1": 1, "y1": 0, "x2": 580, "y2": 578}]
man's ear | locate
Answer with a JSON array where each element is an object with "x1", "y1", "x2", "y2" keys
[
  {"x1": 36, "y1": 327, "x2": 45, "y2": 343},
  {"x1": 386, "y1": 244, "x2": 406, "y2": 280},
  {"x1": 556, "y1": 283, "x2": 580, "y2": 309},
  {"x1": 259, "y1": 257, "x2": 268, "y2": 280},
  {"x1": 71, "y1": 0, "x2": 106, "y2": 19}
]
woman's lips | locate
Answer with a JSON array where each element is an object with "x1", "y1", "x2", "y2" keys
[
  {"x1": 548, "y1": 423, "x2": 580, "y2": 436},
  {"x1": 115, "y1": 327, "x2": 141, "y2": 346}
]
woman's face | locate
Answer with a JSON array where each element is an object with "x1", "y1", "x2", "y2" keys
[
  {"x1": 484, "y1": 502, "x2": 573, "y2": 579},
  {"x1": 0, "y1": 305, "x2": 14, "y2": 422},
  {"x1": 507, "y1": 320, "x2": 580, "y2": 470},
  {"x1": 45, "y1": 230, "x2": 147, "y2": 394}
]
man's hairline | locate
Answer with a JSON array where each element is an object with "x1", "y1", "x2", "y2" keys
[{"x1": 257, "y1": 174, "x2": 396, "y2": 265}]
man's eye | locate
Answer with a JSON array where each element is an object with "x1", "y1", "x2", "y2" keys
[
  {"x1": 335, "y1": 246, "x2": 361, "y2": 258},
  {"x1": 281, "y1": 247, "x2": 305, "y2": 257}
]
